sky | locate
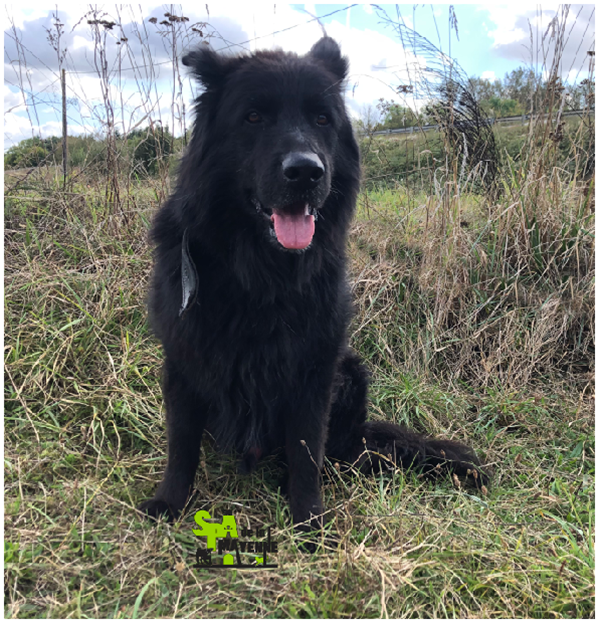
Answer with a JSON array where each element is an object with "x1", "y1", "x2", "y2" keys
[{"x1": 3, "y1": 3, "x2": 596, "y2": 150}]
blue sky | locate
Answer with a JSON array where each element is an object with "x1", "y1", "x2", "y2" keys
[
  {"x1": 302, "y1": 4, "x2": 595, "y2": 81},
  {"x1": 4, "y1": 4, "x2": 595, "y2": 150},
  {"x1": 301, "y1": 3, "x2": 510, "y2": 77}
]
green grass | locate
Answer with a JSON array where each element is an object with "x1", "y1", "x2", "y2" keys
[
  {"x1": 359, "y1": 115, "x2": 590, "y2": 191},
  {"x1": 4, "y1": 168, "x2": 594, "y2": 618}
]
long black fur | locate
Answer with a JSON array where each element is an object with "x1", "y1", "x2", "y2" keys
[{"x1": 139, "y1": 38, "x2": 488, "y2": 533}]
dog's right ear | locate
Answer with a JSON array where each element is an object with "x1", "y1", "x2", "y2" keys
[
  {"x1": 308, "y1": 37, "x2": 348, "y2": 81},
  {"x1": 182, "y1": 47, "x2": 239, "y2": 89}
]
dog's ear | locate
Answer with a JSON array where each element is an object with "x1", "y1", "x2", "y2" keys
[
  {"x1": 182, "y1": 47, "x2": 240, "y2": 89},
  {"x1": 308, "y1": 37, "x2": 348, "y2": 81}
]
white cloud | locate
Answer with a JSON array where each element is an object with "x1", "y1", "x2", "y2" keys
[
  {"x1": 481, "y1": 4, "x2": 595, "y2": 75},
  {"x1": 4, "y1": 5, "x2": 50, "y2": 30},
  {"x1": 4, "y1": 110, "x2": 40, "y2": 149},
  {"x1": 4, "y1": 85, "x2": 25, "y2": 113},
  {"x1": 481, "y1": 70, "x2": 496, "y2": 81},
  {"x1": 4, "y1": 109, "x2": 90, "y2": 150},
  {"x1": 4, "y1": 5, "x2": 431, "y2": 142},
  {"x1": 484, "y1": 5, "x2": 530, "y2": 48},
  {"x1": 72, "y1": 35, "x2": 94, "y2": 52}
]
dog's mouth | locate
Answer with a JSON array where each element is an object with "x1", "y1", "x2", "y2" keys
[{"x1": 253, "y1": 199, "x2": 318, "y2": 250}]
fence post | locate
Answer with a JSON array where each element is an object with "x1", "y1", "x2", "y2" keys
[{"x1": 61, "y1": 68, "x2": 67, "y2": 189}]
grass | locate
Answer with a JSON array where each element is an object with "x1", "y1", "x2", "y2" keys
[
  {"x1": 359, "y1": 115, "x2": 590, "y2": 191},
  {"x1": 4, "y1": 143, "x2": 594, "y2": 618}
]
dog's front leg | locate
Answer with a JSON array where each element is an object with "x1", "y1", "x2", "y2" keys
[
  {"x1": 285, "y1": 429, "x2": 326, "y2": 540},
  {"x1": 139, "y1": 357, "x2": 206, "y2": 522},
  {"x1": 283, "y1": 379, "x2": 332, "y2": 546}
]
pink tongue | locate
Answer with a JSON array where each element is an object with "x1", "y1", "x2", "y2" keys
[{"x1": 272, "y1": 212, "x2": 315, "y2": 249}]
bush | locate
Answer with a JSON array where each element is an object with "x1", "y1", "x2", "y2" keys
[
  {"x1": 4, "y1": 137, "x2": 60, "y2": 169},
  {"x1": 127, "y1": 125, "x2": 174, "y2": 175}
]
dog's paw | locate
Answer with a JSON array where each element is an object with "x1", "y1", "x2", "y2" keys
[
  {"x1": 295, "y1": 527, "x2": 340, "y2": 554},
  {"x1": 293, "y1": 510, "x2": 340, "y2": 554},
  {"x1": 295, "y1": 525, "x2": 324, "y2": 554},
  {"x1": 459, "y1": 463, "x2": 492, "y2": 491},
  {"x1": 138, "y1": 498, "x2": 180, "y2": 523}
]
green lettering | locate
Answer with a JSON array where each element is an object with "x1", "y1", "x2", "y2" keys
[
  {"x1": 220, "y1": 514, "x2": 238, "y2": 539},
  {"x1": 192, "y1": 510, "x2": 220, "y2": 551}
]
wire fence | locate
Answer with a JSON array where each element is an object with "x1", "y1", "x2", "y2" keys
[{"x1": 358, "y1": 108, "x2": 591, "y2": 137}]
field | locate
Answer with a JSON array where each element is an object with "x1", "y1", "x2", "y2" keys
[{"x1": 4, "y1": 113, "x2": 595, "y2": 618}]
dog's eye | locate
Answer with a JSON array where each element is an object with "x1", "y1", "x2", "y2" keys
[
  {"x1": 246, "y1": 111, "x2": 262, "y2": 124},
  {"x1": 316, "y1": 114, "x2": 330, "y2": 126}
]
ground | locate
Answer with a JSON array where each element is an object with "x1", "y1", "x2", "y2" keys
[{"x1": 4, "y1": 166, "x2": 594, "y2": 618}]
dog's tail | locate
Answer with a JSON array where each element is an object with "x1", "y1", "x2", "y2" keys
[
  {"x1": 326, "y1": 351, "x2": 490, "y2": 488},
  {"x1": 345, "y1": 421, "x2": 490, "y2": 488}
]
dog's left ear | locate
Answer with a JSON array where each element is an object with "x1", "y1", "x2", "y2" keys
[{"x1": 308, "y1": 37, "x2": 348, "y2": 81}]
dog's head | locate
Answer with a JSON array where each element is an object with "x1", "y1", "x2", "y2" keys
[{"x1": 181, "y1": 37, "x2": 359, "y2": 253}]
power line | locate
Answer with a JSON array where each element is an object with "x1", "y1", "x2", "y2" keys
[
  {"x1": 4, "y1": 5, "x2": 358, "y2": 76},
  {"x1": 4, "y1": 83, "x2": 97, "y2": 134},
  {"x1": 215, "y1": 4, "x2": 358, "y2": 52}
]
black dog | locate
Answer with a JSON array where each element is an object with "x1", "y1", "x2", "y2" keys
[{"x1": 139, "y1": 38, "x2": 487, "y2": 533}]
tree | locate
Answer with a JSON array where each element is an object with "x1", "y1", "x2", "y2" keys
[
  {"x1": 376, "y1": 99, "x2": 422, "y2": 130},
  {"x1": 502, "y1": 66, "x2": 541, "y2": 113},
  {"x1": 480, "y1": 96, "x2": 522, "y2": 118},
  {"x1": 468, "y1": 76, "x2": 503, "y2": 104},
  {"x1": 127, "y1": 124, "x2": 174, "y2": 174},
  {"x1": 354, "y1": 103, "x2": 383, "y2": 134}
]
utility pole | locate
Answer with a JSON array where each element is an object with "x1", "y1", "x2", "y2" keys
[{"x1": 61, "y1": 68, "x2": 67, "y2": 189}]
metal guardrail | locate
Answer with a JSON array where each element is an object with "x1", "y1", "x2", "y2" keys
[{"x1": 357, "y1": 108, "x2": 592, "y2": 137}]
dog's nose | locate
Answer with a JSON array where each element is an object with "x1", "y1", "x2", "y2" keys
[{"x1": 282, "y1": 152, "x2": 324, "y2": 188}]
